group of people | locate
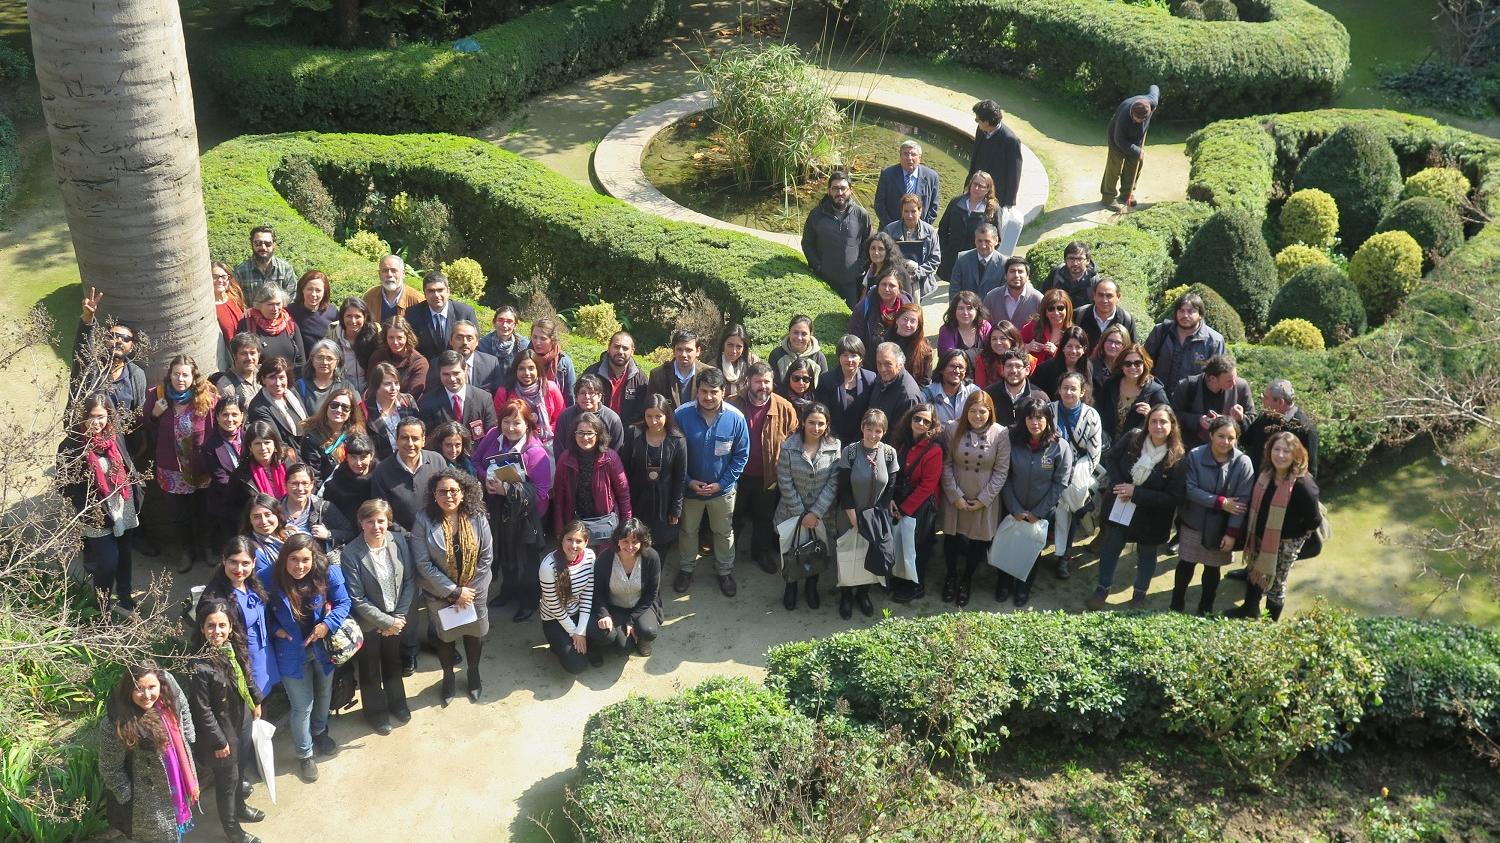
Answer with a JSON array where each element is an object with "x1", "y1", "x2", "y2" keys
[{"x1": 70, "y1": 84, "x2": 1329, "y2": 843}]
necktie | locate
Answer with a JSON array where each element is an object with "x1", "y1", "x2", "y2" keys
[
  {"x1": 452, "y1": 393, "x2": 463, "y2": 419},
  {"x1": 435, "y1": 314, "x2": 446, "y2": 342}
]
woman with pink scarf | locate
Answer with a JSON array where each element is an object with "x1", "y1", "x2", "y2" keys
[{"x1": 97, "y1": 662, "x2": 200, "y2": 842}]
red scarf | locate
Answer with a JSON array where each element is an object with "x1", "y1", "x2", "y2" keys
[
  {"x1": 87, "y1": 433, "x2": 131, "y2": 502},
  {"x1": 533, "y1": 340, "x2": 561, "y2": 385},
  {"x1": 249, "y1": 306, "x2": 293, "y2": 336},
  {"x1": 252, "y1": 462, "x2": 287, "y2": 498},
  {"x1": 878, "y1": 298, "x2": 901, "y2": 325}
]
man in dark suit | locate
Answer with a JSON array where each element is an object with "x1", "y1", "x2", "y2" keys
[
  {"x1": 418, "y1": 351, "x2": 498, "y2": 441},
  {"x1": 425, "y1": 319, "x2": 502, "y2": 393},
  {"x1": 947, "y1": 223, "x2": 1006, "y2": 301},
  {"x1": 1171, "y1": 354, "x2": 1256, "y2": 449},
  {"x1": 968, "y1": 99, "x2": 1023, "y2": 213},
  {"x1": 1074, "y1": 278, "x2": 1137, "y2": 348},
  {"x1": 984, "y1": 349, "x2": 1049, "y2": 426},
  {"x1": 406, "y1": 271, "x2": 477, "y2": 359},
  {"x1": 873, "y1": 140, "x2": 941, "y2": 228}
]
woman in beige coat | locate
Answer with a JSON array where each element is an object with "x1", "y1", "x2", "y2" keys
[{"x1": 940, "y1": 390, "x2": 1010, "y2": 606}]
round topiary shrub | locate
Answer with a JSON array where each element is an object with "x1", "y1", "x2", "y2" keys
[
  {"x1": 1268, "y1": 265, "x2": 1367, "y2": 347},
  {"x1": 1293, "y1": 125, "x2": 1403, "y2": 250},
  {"x1": 1261, "y1": 318, "x2": 1326, "y2": 352},
  {"x1": 1274, "y1": 244, "x2": 1331, "y2": 283},
  {"x1": 1400, "y1": 167, "x2": 1471, "y2": 208},
  {"x1": 1158, "y1": 283, "x2": 1247, "y2": 343},
  {"x1": 344, "y1": 231, "x2": 391, "y2": 262},
  {"x1": 1376, "y1": 197, "x2": 1465, "y2": 265},
  {"x1": 1175, "y1": 0, "x2": 1205, "y2": 19},
  {"x1": 1349, "y1": 230, "x2": 1423, "y2": 323},
  {"x1": 1201, "y1": 0, "x2": 1239, "y2": 21},
  {"x1": 1173, "y1": 206, "x2": 1278, "y2": 335},
  {"x1": 439, "y1": 257, "x2": 487, "y2": 301},
  {"x1": 1279, "y1": 188, "x2": 1340, "y2": 249}
]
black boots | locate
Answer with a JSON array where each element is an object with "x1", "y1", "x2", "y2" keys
[
  {"x1": 839, "y1": 587, "x2": 853, "y2": 619},
  {"x1": 1267, "y1": 600, "x2": 1284, "y2": 621},
  {"x1": 855, "y1": 585, "x2": 874, "y2": 617},
  {"x1": 805, "y1": 576, "x2": 821, "y2": 609},
  {"x1": 783, "y1": 582, "x2": 798, "y2": 611},
  {"x1": 1228, "y1": 583, "x2": 1264, "y2": 619}
]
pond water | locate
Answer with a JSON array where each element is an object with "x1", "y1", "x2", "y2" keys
[{"x1": 643, "y1": 105, "x2": 975, "y2": 235}]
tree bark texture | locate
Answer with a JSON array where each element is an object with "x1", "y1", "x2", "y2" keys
[{"x1": 29, "y1": 0, "x2": 215, "y2": 381}]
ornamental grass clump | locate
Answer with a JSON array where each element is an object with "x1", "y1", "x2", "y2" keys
[{"x1": 698, "y1": 44, "x2": 843, "y2": 193}]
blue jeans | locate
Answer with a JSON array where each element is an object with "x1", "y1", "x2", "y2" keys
[
  {"x1": 280, "y1": 653, "x2": 333, "y2": 759},
  {"x1": 1094, "y1": 524, "x2": 1160, "y2": 593}
]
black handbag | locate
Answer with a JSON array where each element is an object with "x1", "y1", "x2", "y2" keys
[
  {"x1": 785, "y1": 524, "x2": 827, "y2": 575},
  {"x1": 1200, "y1": 459, "x2": 1247, "y2": 553}
]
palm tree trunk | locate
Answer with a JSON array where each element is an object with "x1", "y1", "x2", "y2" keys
[{"x1": 29, "y1": 0, "x2": 215, "y2": 381}]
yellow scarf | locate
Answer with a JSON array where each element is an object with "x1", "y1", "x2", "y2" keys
[{"x1": 440, "y1": 515, "x2": 478, "y2": 587}]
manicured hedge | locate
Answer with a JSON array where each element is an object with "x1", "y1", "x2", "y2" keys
[
  {"x1": 826, "y1": 0, "x2": 1349, "y2": 117},
  {"x1": 0, "y1": 113, "x2": 17, "y2": 220},
  {"x1": 1186, "y1": 109, "x2": 1500, "y2": 220},
  {"x1": 195, "y1": 0, "x2": 679, "y2": 132},
  {"x1": 201, "y1": 133, "x2": 848, "y2": 355},
  {"x1": 1026, "y1": 224, "x2": 1169, "y2": 318}
]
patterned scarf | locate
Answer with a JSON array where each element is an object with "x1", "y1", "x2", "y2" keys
[
  {"x1": 248, "y1": 305, "x2": 292, "y2": 336},
  {"x1": 515, "y1": 379, "x2": 552, "y2": 439},
  {"x1": 1243, "y1": 472, "x2": 1295, "y2": 583},
  {"x1": 440, "y1": 514, "x2": 479, "y2": 587},
  {"x1": 87, "y1": 433, "x2": 131, "y2": 502},
  {"x1": 533, "y1": 341, "x2": 561, "y2": 386},
  {"x1": 154, "y1": 700, "x2": 199, "y2": 835}
]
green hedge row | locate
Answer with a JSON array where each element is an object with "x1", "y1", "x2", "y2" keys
[
  {"x1": 0, "y1": 113, "x2": 17, "y2": 220},
  {"x1": 195, "y1": 0, "x2": 679, "y2": 132},
  {"x1": 201, "y1": 133, "x2": 848, "y2": 355},
  {"x1": 1186, "y1": 108, "x2": 1500, "y2": 219},
  {"x1": 828, "y1": 0, "x2": 1348, "y2": 117}
]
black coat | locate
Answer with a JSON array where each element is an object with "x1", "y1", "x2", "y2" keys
[
  {"x1": 57, "y1": 432, "x2": 143, "y2": 529},
  {"x1": 618, "y1": 427, "x2": 686, "y2": 541},
  {"x1": 1096, "y1": 375, "x2": 1169, "y2": 443},
  {"x1": 417, "y1": 384, "x2": 498, "y2": 439},
  {"x1": 985, "y1": 381, "x2": 1049, "y2": 426},
  {"x1": 936, "y1": 195, "x2": 998, "y2": 281},
  {"x1": 1243, "y1": 406, "x2": 1320, "y2": 476},
  {"x1": 246, "y1": 389, "x2": 307, "y2": 447},
  {"x1": 185, "y1": 652, "x2": 263, "y2": 766},
  {"x1": 320, "y1": 464, "x2": 373, "y2": 527},
  {"x1": 365, "y1": 396, "x2": 420, "y2": 461},
  {"x1": 236, "y1": 318, "x2": 306, "y2": 374},
  {"x1": 196, "y1": 431, "x2": 244, "y2": 523},
  {"x1": 817, "y1": 368, "x2": 878, "y2": 445},
  {"x1": 1101, "y1": 429, "x2": 1182, "y2": 546},
  {"x1": 969, "y1": 123, "x2": 1023, "y2": 207},
  {"x1": 591, "y1": 548, "x2": 663, "y2": 629},
  {"x1": 1248, "y1": 473, "x2": 1322, "y2": 543}
]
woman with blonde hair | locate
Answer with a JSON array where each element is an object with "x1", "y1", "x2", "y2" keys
[
  {"x1": 937, "y1": 170, "x2": 1000, "y2": 281},
  {"x1": 1228, "y1": 431, "x2": 1323, "y2": 621}
]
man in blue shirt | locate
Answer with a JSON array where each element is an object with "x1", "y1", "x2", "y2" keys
[{"x1": 673, "y1": 369, "x2": 751, "y2": 598}]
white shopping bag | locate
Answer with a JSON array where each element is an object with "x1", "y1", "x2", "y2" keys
[
  {"x1": 835, "y1": 529, "x2": 882, "y2": 587},
  {"x1": 251, "y1": 718, "x2": 277, "y2": 804},
  {"x1": 998, "y1": 205, "x2": 1023, "y2": 257},
  {"x1": 988, "y1": 516, "x2": 1049, "y2": 581},
  {"x1": 776, "y1": 516, "x2": 801, "y2": 554},
  {"x1": 1058, "y1": 459, "x2": 1094, "y2": 513},
  {"x1": 892, "y1": 516, "x2": 920, "y2": 583}
]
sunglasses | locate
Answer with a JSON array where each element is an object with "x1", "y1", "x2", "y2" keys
[
  {"x1": 1121, "y1": 359, "x2": 1145, "y2": 368},
  {"x1": 327, "y1": 402, "x2": 352, "y2": 411},
  {"x1": 1047, "y1": 305, "x2": 1068, "y2": 313},
  {"x1": 913, "y1": 417, "x2": 933, "y2": 427},
  {"x1": 109, "y1": 332, "x2": 134, "y2": 342},
  {"x1": 790, "y1": 375, "x2": 812, "y2": 384}
]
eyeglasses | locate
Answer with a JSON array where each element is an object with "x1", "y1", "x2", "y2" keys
[
  {"x1": 790, "y1": 375, "x2": 812, "y2": 384},
  {"x1": 436, "y1": 487, "x2": 462, "y2": 497},
  {"x1": 1121, "y1": 359, "x2": 1145, "y2": 369},
  {"x1": 211, "y1": 273, "x2": 231, "y2": 281},
  {"x1": 576, "y1": 430, "x2": 598, "y2": 438}
]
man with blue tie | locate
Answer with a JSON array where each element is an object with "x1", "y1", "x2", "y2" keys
[
  {"x1": 873, "y1": 140, "x2": 940, "y2": 229},
  {"x1": 406, "y1": 271, "x2": 477, "y2": 359}
]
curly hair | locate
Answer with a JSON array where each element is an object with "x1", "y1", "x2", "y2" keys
[{"x1": 424, "y1": 467, "x2": 487, "y2": 521}]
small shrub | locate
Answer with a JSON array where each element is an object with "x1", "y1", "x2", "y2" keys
[
  {"x1": 394, "y1": 194, "x2": 454, "y2": 271},
  {"x1": 1268, "y1": 264, "x2": 1367, "y2": 346},
  {"x1": 639, "y1": 345, "x2": 674, "y2": 367},
  {"x1": 1294, "y1": 125, "x2": 1403, "y2": 249},
  {"x1": 1174, "y1": 0, "x2": 1205, "y2": 19},
  {"x1": 1261, "y1": 318, "x2": 1326, "y2": 351},
  {"x1": 574, "y1": 302, "x2": 624, "y2": 345},
  {"x1": 1349, "y1": 230, "x2": 1423, "y2": 323},
  {"x1": 1275, "y1": 243, "x2": 1332, "y2": 283},
  {"x1": 0, "y1": 43, "x2": 30, "y2": 81},
  {"x1": 1377, "y1": 197, "x2": 1465, "y2": 265},
  {"x1": 667, "y1": 289, "x2": 726, "y2": 347},
  {"x1": 271, "y1": 155, "x2": 339, "y2": 237},
  {"x1": 1154, "y1": 283, "x2": 1247, "y2": 343},
  {"x1": 1401, "y1": 167, "x2": 1472, "y2": 208},
  {"x1": 343, "y1": 230, "x2": 391, "y2": 262},
  {"x1": 1173, "y1": 207, "x2": 1278, "y2": 335},
  {"x1": 1200, "y1": 0, "x2": 1238, "y2": 20},
  {"x1": 439, "y1": 257, "x2": 487, "y2": 301},
  {"x1": 1279, "y1": 188, "x2": 1340, "y2": 249}
]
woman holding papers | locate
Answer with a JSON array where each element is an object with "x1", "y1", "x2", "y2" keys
[
  {"x1": 1086, "y1": 404, "x2": 1184, "y2": 611},
  {"x1": 413, "y1": 468, "x2": 494, "y2": 706},
  {"x1": 996, "y1": 398, "x2": 1073, "y2": 608}
]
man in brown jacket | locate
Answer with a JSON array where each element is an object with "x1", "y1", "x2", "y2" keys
[
  {"x1": 731, "y1": 362, "x2": 798, "y2": 573},
  {"x1": 647, "y1": 329, "x2": 714, "y2": 409},
  {"x1": 363, "y1": 255, "x2": 424, "y2": 325}
]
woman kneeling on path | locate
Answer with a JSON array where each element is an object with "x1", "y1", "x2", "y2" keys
[
  {"x1": 540, "y1": 521, "x2": 600, "y2": 674},
  {"x1": 588, "y1": 518, "x2": 663, "y2": 659}
]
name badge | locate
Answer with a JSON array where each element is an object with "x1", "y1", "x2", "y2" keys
[
  {"x1": 714, "y1": 439, "x2": 732, "y2": 457},
  {"x1": 1040, "y1": 456, "x2": 1055, "y2": 468}
]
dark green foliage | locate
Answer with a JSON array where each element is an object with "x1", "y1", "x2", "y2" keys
[
  {"x1": 0, "y1": 43, "x2": 30, "y2": 81},
  {"x1": 827, "y1": 0, "x2": 1349, "y2": 117},
  {"x1": 1380, "y1": 61, "x2": 1493, "y2": 119},
  {"x1": 1357, "y1": 616, "x2": 1500, "y2": 744},
  {"x1": 394, "y1": 194, "x2": 457, "y2": 271},
  {"x1": 1187, "y1": 109, "x2": 1500, "y2": 221},
  {"x1": 1294, "y1": 124, "x2": 1403, "y2": 249},
  {"x1": 1173, "y1": 207, "x2": 1279, "y2": 335},
  {"x1": 1119, "y1": 199, "x2": 1215, "y2": 260},
  {"x1": 1377, "y1": 197, "x2": 1466, "y2": 266},
  {"x1": 1026, "y1": 225, "x2": 1170, "y2": 319},
  {"x1": 196, "y1": 0, "x2": 679, "y2": 132},
  {"x1": 1269, "y1": 264, "x2": 1367, "y2": 347},
  {"x1": 202, "y1": 133, "x2": 847, "y2": 357},
  {"x1": 1200, "y1": 0, "x2": 1238, "y2": 20},
  {"x1": 270, "y1": 155, "x2": 341, "y2": 238},
  {"x1": 1175, "y1": 0, "x2": 1205, "y2": 18}
]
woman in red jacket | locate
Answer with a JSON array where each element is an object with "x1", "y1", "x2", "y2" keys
[
  {"x1": 551, "y1": 412, "x2": 632, "y2": 548},
  {"x1": 890, "y1": 403, "x2": 945, "y2": 602}
]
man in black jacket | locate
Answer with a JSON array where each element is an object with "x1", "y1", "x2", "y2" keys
[
  {"x1": 802, "y1": 171, "x2": 873, "y2": 305},
  {"x1": 984, "y1": 349, "x2": 1048, "y2": 426},
  {"x1": 417, "y1": 351, "x2": 498, "y2": 440},
  {"x1": 968, "y1": 99, "x2": 1022, "y2": 212},
  {"x1": 859, "y1": 343, "x2": 921, "y2": 444},
  {"x1": 1074, "y1": 278, "x2": 1137, "y2": 347},
  {"x1": 320, "y1": 434, "x2": 376, "y2": 527},
  {"x1": 583, "y1": 331, "x2": 650, "y2": 427},
  {"x1": 1171, "y1": 354, "x2": 1255, "y2": 449},
  {"x1": 1243, "y1": 379, "x2": 1319, "y2": 475},
  {"x1": 405, "y1": 271, "x2": 478, "y2": 359}
]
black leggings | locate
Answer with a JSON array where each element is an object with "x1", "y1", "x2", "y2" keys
[
  {"x1": 943, "y1": 535, "x2": 990, "y2": 583},
  {"x1": 1171, "y1": 561, "x2": 1222, "y2": 613},
  {"x1": 436, "y1": 635, "x2": 482, "y2": 688},
  {"x1": 543, "y1": 617, "x2": 590, "y2": 674},
  {"x1": 586, "y1": 604, "x2": 661, "y2": 650}
]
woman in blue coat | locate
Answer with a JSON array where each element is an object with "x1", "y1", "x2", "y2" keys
[
  {"x1": 261, "y1": 532, "x2": 351, "y2": 784},
  {"x1": 199, "y1": 536, "x2": 277, "y2": 697},
  {"x1": 996, "y1": 397, "x2": 1073, "y2": 607}
]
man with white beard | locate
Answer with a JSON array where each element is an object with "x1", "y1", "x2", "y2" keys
[{"x1": 363, "y1": 254, "x2": 424, "y2": 325}]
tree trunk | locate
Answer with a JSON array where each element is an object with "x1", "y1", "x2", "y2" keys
[
  {"x1": 334, "y1": 0, "x2": 362, "y2": 46},
  {"x1": 29, "y1": 0, "x2": 215, "y2": 382}
]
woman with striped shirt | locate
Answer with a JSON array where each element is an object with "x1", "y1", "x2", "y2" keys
[{"x1": 539, "y1": 521, "x2": 599, "y2": 674}]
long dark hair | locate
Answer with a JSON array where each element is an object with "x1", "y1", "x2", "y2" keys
[
  {"x1": 239, "y1": 420, "x2": 287, "y2": 469},
  {"x1": 193, "y1": 599, "x2": 254, "y2": 687},
  {"x1": 243, "y1": 493, "x2": 288, "y2": 539},
  {"x1": 106, "y1": 661, "x2": 178, "y2": 751},
  {"x1": 204, "y1": 535, "x2": 269, "y2": 603},
  {"x1": 554, "y1": 520, "x2": 590, "y2": 606},
  {"x1": 273, "y1": 533, "x2": 329, "y2": 623},
  {"x1": 636, "y1": 393, "x2": 680, "y2": 436},
  {"x1": 1009, "y1": 397, "x2": 1058, "y2": 446},
  {"x1": 893, "y1": 403, "x2": 944, "y2": 451}
]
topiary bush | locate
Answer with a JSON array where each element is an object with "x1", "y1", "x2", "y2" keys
[
  {"x1": 574, "y1": 302, "x2": 624, "y2": 344},
  {"x1": 1268, "y1": 264, "x2": 1366, "y2": 346},
  {"x1": 1349, "y1": 230, "x2": 1423, "y2": 323},
  {"x1": 1026, "y1": 225, "x2": 1170, "y2": 318},
  {"x1": 271, "y1": 155, "x2": 340, "y2": 238},
  {"x1": 1274, "y1": 243, "x2": 1332, "y2": 282},
  {"x1": 392, "y1": 194, "x2": 455, "y2": 271},
  {"x1": 1155, "y1": 283, "x2": 1247, "y2": 343},
  {"x1": 343, "y1": 230, "x2": 390, "y2": 262},
  {"x1": 1376, "y1": 196, "x2": 1465, "y2": 266},
  {"x1": 1292, "y1": 124, "x2": 1404, "y2": 249},
  {"x1": 1118, "y1": 199, "x2": 1215, "y2": 260},
  {"x1": 1401, "y1": 166, "x2": 1472, "y2": 208},
  {"x1": 1200, "y1": 0, "x2": 1238, "y2": 20},
  {"x1": 439, "y1": 257, "x2": 487, "y2": 301},
  {"x1": 1261, "y1": 318, "x2": 1326, "y2": 351},
  {"x1": 1175, "y1": 0, "x2": 1205, "y2": 18},
  {"x1": 1173, "y1": 206, "x2": 1279, "y2": 335},
  {"x1": 1279, "y1": 187, "x2": 1340, "y2": 248}
]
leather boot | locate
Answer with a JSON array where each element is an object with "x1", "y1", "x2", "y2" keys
[
  {"x1": 783, "y1": 582, "x2": 799, "y2": 611},
  {"x1": 838, "y1": 587, "x2": 853, "y2": 619},
  {"x1": 1267, "y1": 600, "x2": 1285, "y2": 621},
  {"x1": 1227, "y1": 584, "x2": 1264, "y2": 619},
  {"x1": 804, "y1": 576, "x2": 821, "y2": 609}
]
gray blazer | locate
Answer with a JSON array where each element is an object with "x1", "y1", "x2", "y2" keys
[
  {"x1": 97, "y1": 671, "x2": 196, "y2": 843},
  {"x1": 948, "y1": 249, "x2": 1007, "y2": 302},
  {"x1": 774, "y1": 433, "x2": 844, "y2": 523},
  {"x1": 341, "y1": 532, "x2": 417, "y2": 634},
  {"x1": 1179, "y1": 444, "x2": 1255, "y2": 535},
  {"x1": 1002, "y1": 436, "x2": 1073, "y2": 518},
  {"x1": 983, "y1": 283, "x2": 1043, "y2": 330},
  {"x1": 882, "y1": 219, "x2": 941, "y2": 299},
  {"x1": 412, "y1": 511, "x2": 495, "y2": 641}
]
